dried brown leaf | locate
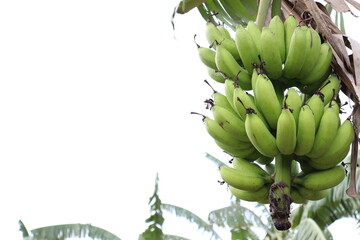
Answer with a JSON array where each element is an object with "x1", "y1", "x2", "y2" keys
[
  {"x1": 332, "y1": 47, "x2": 359, "y2": 102},
  {"x1": 332, "y1": 34, "x2": 353, "y2": 70},
  {"x1": 348, "y1": 36, "x2": 360, "y2": 86},
  {"x1": 347, "y1": 104, "x2": 360, "y2": 197},
  {"x1": 324, "y1": 0, "x2": 352, "y2": 13},
  {"x1": 345, "y1": 0, "x2": 360, "y2": 11}
]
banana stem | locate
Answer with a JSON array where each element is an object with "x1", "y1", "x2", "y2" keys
[
  {"x1": 269, "y1": 154, "x2": 293, "y2": 231},
  {"x1": 256, "y1": 0, "x2": 272, "y2": 28},
  {"x1": 271, "y1": 0, "x2": 282, "y2": 18},
  {"x1": 274, "y1": 154, "x2": 292, "y2": 194}
]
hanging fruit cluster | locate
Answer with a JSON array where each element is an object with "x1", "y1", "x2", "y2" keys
[{"x1": 193, "y1": 15, "x2": 355, "y2": 230}]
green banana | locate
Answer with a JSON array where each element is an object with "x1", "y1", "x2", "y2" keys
[
  {"x1": 284, "y1": 15, "x2": 299, "y2": 57},
  {"x1": 219, "y1": 165, "x2": 273, "y2": 191},
  {"x1": 195, "y1": 37, "x2": 217, "y2": 69},
  {"x1": 290, "y1": 188, "x2": 306, "y2": 204},
  {"x1": 224, "y1": 79, "x2": 236, "y2": 111},
  {"x1": 209, "y1": 85, "x2": 238, "y2": 116},
  {"x1": 214, "y1": 139, "x2": 259, "y2": 159},
  {"x1": 235, "y1": 24, "x2": 261, "y2": 74},
  {"x1": 276, "y1": 105, "x2": 297, "y2": 155},
  {"x1": 293, "y1": 166, "x2": 346, "y2": 191},
  {"x1": 318, "y1": 74, "x2": 341, "y2": 106},
  {"x1": 308, "y1": 119, "x2": 354, "y2": 170},
  {"x1": 297, "y1": 27, "x2": 322, "y2": 79},
  {"x1": 284, "y1": 88, "x2": 303, "y2": 124},
  {"x1": 216, "y1": 24, "x2": 232, "y2": 40},
  {"x1": 200, "y1": 116, "x2": 246, "y2": 147},
  {"x1": 245, "y1": 149, "x2": 264, "y2": 161},
  {"x1": 246, "y1": 20, "x2": 261, "y2": 52},
  {"x1": 233, "y1": 86, "x2": 266, "y2": 124},
  {"x1": 297, "y1": 156, "x2": 317, "y2": 174},
  {"x1": 306, "y1": 93, "x2": 324, "y2": 131},
  {"x1": 259, "y1": 27, "x2": 283, "y2": 79},
  {"x1": 256, "y1": 155, "x2": 274, "y2": 165},
  {"x1": 251, "y1": 67, "x2": 259, "y2": 91},
  {"x1": 229, "y1": 185, "x2": 270, "y2": 203},
  {"x1": 324, "y1": 99, "x2": 340, "y2": 115},
  {"x1": 296, "y1": 70, "x2": 331, "y2": 95},
  {"x1": 205, "y1": 21, "x2": 224, "y2": 46},
  {"x1": 215, "y1": 44, "x2": 251, "y2": 90},
  {"x1": 205, "y1": 21, "x2": 241, "y2": 61},
  {"x1": 211, "y1": 105, "x2": 250, "y2": 142},
  {"x1": 306, "y1": 103, "x2": 340, "y2": 158},
  {"x1": 294, "y1": 184, "x2": 330, "y2": 201},
  {"x1": 207, "y1": 67, "x2": 226, "y2": 83},
  {"x1": 265, "y1": 163, "x2": 275, "y2": 175},
  {"x1": 268, "y1": 15, "x2": 286, "y2": 62},
  {"x1": 299, "y1": 42, "x2": 333, "y2": 84},
  {"x1": 283, "y1": 26, "x2": 309, "y2": 79},
  {"x1": 254, "y1": 74, "x2": 282, "y2": 129},
  {"x1": 294, "y1": 104, "x2": 316, "y2": 156},
  {"x1": 232, "y1": 157, "x2": 270, "y2": 176},
  {"x1": 245, "y1": 108, "x2": 280, "y2": 157}
]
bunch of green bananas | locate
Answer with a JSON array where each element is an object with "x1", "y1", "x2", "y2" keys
[
  {"x1": 194, "y1": 15, "x2": 355, "y2": 206},
  {"x1": 219, "y1": 158, "x2": 346, "y2": 204},
  {"x1": 197, "y1": 15, "x2": 333, "y2": 93}
]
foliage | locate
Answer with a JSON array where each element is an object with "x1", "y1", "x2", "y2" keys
[
  {"x1": 19, "y1": 220, "x2": 121, "y2": 240},
  {"x1": 140, "y1": 173, "x2": 165, "y2": 240},
  {"x1": 291, "y1": 158, "x2": 360, "y2": 239}
]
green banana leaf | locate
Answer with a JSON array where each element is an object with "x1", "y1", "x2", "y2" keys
[
  {"x1": 141, "y1": 173, "x2": 166, "y2": 240},
  {"x1": 19, "y1": 220, "x2": 30, "y2": 238},
  {"x1": 161, "y1": 203, "x2": 222, "y2": 240},
  {"x1": 176, "y1": 0, "x2": 208, "y2": 14},
  {"x1": 205, "y1": 152, "x2": 228, "y2": 167},
  {"x1": 29, "y1": 223, "x2": 122, "y2": 240},
  {"x1": 208, "y1": 202, "x2": 266, "y2": 230},
  {"x1": 197, "y1": 0, "x2": 256, "y2": 29},
  {"x1": 163, "y1": 234, "x2": 192, "y2": 240},
  {"x1": 230, "y1": 228, "x2": 260, "y2": 240},
  {"x1": 293, "y1": 218, "x2": 327, "y2": 240}
]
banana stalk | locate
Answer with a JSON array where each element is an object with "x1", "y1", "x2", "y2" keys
[
  {"x1": 269, "y1": 154, "x2": 293, "y2": 231},
  {"x1": 256, "y1": 0, "x2": 272, "y2": 28}
]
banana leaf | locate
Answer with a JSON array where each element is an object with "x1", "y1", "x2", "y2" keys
[
  {"x1": 164, "y1": 234, "x2": 192, "y2": 240},
  {"x1": 19, "y1": 220, "x2": 30, "y2": 238},
  {"x1": 176, "y1": 0, "x2": 208, "y2": 14},
  {"x1": 161, "y1": 203, "x2": 222, "y2": 240},
  {"x1": 205, "y1": 152, "x2": 228, "y2": 167},
  {"x1": 29, "y1": 223, "x2": 121, "y2": 240},
  {"x1": 293, "y1": 218, "x2": 327, "y2": 240}
]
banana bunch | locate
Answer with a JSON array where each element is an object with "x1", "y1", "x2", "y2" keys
[
  {"x1": 219, "y1": 157, "x2": 273, "y2": 203},
  {"x1": 196, "y1": 71, "x2": 353, "y2": 204},
  {"x1": 219, "y1": 157, "x2": 346, "y2": 204},
  {"x1": 192, "y1": 15, "x2": 355, "y2": 213},
  {"x1": 196, "y1": 16, "x2": 333, "y2": 94}
]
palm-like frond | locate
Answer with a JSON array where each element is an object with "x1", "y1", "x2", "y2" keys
[
  {"x1": 161, "y1": 203, "x2": 222, "y2": 240},
  {"x1": 205, "y1": 153, "x2": 228, "y2": 167},
  {"x1": 19, "y1": 220, "x2": 30, "y2": 238},
  {"x1": 293, "y1": 218, "x2": 327, "y2": 240},
  {"x1": 208, "y1": 202, "x2": 266, "y2": 228},
  {"x1": 230, "y1": 227, "x2": 260, "y2": 240},
  {"x1": 29, "y1": 223, "x2": 122, "y2": 240},
  {"x1": 164, "y1": 234, "x2": 192, "y2": 240}
]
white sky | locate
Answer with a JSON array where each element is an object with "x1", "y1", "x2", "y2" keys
[{"x1": 0, "y1": 1, "x2": 359, "y2": 240}]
